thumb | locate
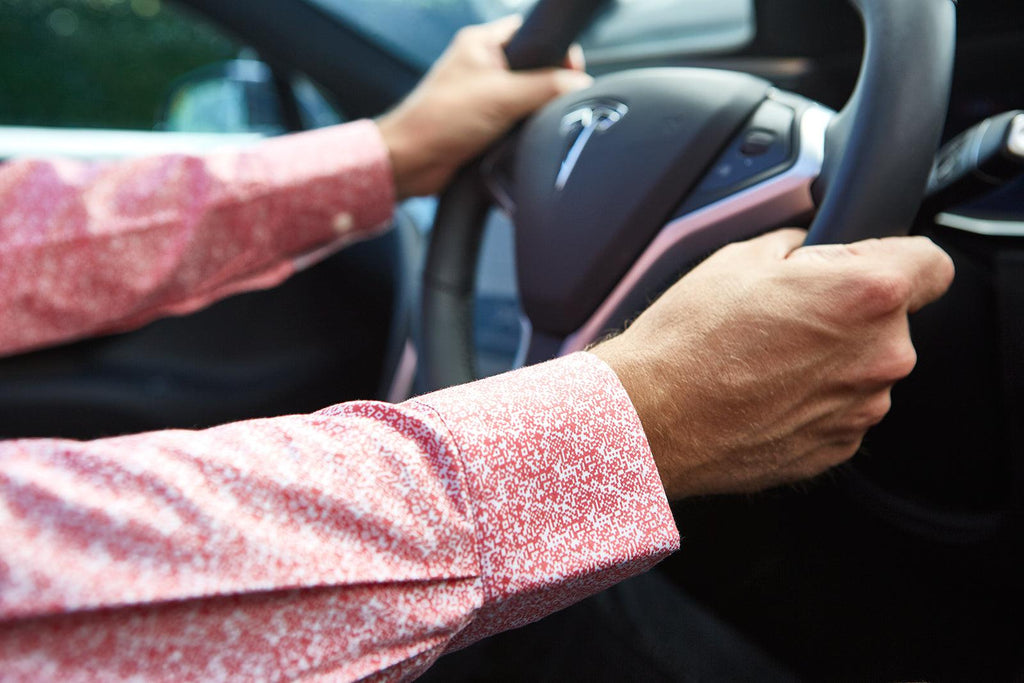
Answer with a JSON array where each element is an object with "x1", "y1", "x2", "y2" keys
[{"x1": 481, "y1": 13, "x2": 524, "y2": 43}]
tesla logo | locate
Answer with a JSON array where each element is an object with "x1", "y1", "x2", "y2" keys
[{"x1": 556, "y1": 100, "x2": 629, "y2": 191}]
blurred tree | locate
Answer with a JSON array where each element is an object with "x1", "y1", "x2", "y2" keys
[{"x1": 0, "y1": 0, "x2": 238, "y2": 129}]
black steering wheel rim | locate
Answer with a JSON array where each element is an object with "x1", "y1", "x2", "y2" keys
[{"x1": 422, "y1": 0, "x2": 957, "y2": 392}]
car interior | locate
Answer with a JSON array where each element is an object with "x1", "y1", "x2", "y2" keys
[{"x1": 0, "y1": 0, "x2": 1021, "y2": 680}]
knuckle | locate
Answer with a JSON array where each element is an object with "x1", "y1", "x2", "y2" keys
[
  {"x1": 891, "y1": 342, "x2": 919, "y2": 378},
  {"x1": 862, "y1": 391, "x2": 893, "y2": 427},
  {"x1": 798, "y1": 457, "x2": 831, "y2": 481},
  {"x1": 937, "y1": 248, "x2": 956, "y2": 287},
  {"x1": 855, "y1": 270, "x2": 912, "y2": 315},
  {"x1": 909, "y1": 235, "x2": 956, "y2": 287},
  {"x1": 798, "y1": 439, "x2": 860, "y2": 480},
  {"x1": 454, "y1": 25, "x2": 480, "y2": 43},
  {"x1": 828, "y1": 438, "x2": 863, "y2": 467},
  {"x1": 539, "y1": 74, "x2": 564, "y2": 99},
  {"x1": 841, "y1": 438, "x2": 863, "y2": 462},
  {"x1": 862, "y1": 341, "x2": 917, "y2": 385}
]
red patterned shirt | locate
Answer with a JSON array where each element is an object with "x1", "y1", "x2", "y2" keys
[{"x1": 0, "y1": 122, "x2": 680, "y2": 681}]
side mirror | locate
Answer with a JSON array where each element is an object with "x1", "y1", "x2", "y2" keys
[{"x1": 158, "y1": 59, "x2": 342, "y2": 134}]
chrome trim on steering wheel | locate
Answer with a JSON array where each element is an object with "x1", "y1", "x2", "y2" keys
[
  {"x1": 935, "y1": 212, "x2": 1024, "y2": 237},
  {"x1": 560, "y1": 104, "x2": 833, "y2": 354}
]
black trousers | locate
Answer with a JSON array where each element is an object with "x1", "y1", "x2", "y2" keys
[{"x1": 420, "y1": 569, "x2": 800, "y2": 683}]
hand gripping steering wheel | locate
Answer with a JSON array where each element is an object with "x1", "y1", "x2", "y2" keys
[{"x1": 422, "y1": 0, "x2": 956, "y2": 391}]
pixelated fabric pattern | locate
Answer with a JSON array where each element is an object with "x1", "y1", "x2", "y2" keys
[
  {"x1": 0, "y1": 120, "x2": 394, "y2": 357},
  {"x1": 0, "y1": 353, "x2": 678, "y2": 681}
]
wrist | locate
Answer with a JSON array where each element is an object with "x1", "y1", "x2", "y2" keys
[
  {"x1": 375, "y1": 112, "x2": 416, "y2": 200},
  {"x1": 375, "y1": 110, "x2": 451, "y2": 200},
  {"x1": 589, "y1": 341, "x2": 692, "y2": 501}
]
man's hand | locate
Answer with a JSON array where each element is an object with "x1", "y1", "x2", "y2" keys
[
  {"x1": 592, "y1": 229, "x2": 955, "y2": 500},
  {"x1": 376, "y1": 16, "x2": 592, "y2": 199}
]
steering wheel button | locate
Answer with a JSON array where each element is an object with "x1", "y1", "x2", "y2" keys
[{"x1": 740, "y1": 129, "x2": 776, "y2": 156}]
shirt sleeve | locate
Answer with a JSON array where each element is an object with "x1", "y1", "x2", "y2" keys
[
  {"x1": 0, "y1": 352, "x2": 679, "y2": 682},
  {"x1": 0, "y1": 120, "x2": 395, "y2": 358}
]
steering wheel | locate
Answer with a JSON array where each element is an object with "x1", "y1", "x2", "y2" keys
[{"x1": 422, "y1": 0, "x2": 956, "y2": 391}]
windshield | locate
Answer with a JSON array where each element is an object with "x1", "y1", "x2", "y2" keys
[{"x1": 308, "y1": 0, "x2": 755, "y2": 69}]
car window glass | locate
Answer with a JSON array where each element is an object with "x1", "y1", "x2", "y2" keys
[
  {"x1": 0, "y1": 0, "x2": 240, "y2": 130},
  {"x1": 0, "y1": 0, "x2": 344, "y2": 136},
  {"x1": 308, "y1": 0, "x2": 755, "y2": 69}
]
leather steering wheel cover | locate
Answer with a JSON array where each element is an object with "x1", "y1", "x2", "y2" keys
[
  {"x1": 807, "y1": 0, "x2": 957, "y2": 245},
  {"x1": 421, "y1": 164, "x2": 489, "y2": 390}
]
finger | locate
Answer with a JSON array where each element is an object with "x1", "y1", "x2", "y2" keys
[
  {"x1": 500, "y1": 68, "x2": 595, "y2": 120},
  {"x1": 846, "y1": 236, "x2": 956, "y2": 313},
  {"x1": 564, "y1": 43, "x2": 586, "y2": 71},
  {"x1": 482, "y1": 14, "x2": 525, "y2": 45},
  {"x1": 489, "y1": 16, "x2": 584, "y2": 72}
]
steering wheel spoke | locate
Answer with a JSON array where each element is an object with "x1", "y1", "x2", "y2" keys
[
  {"x1": 561, "y1": 102, "x2": 832, "y2": 353},
  {"x1": 479, "y1": 135, "x2": 519, "y2": 215}
]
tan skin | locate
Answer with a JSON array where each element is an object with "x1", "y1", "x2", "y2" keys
[
  {"x1": 375, "y1": 18, "x2": 956, "y2": 502},
  {"x1": 377, "y1": 16, "x2": 591, "y2": 199},
  {"x1": 592, "y1": 230, "x2": 954, "y2": 500}
]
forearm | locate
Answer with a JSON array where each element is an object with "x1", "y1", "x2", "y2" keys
[
  {"x1": 0, "y1": 400, "x2": 479, "y2": 680},
  {"x1": 0, "y1": 120, "x2": 394, "y2": 357},
  {"x1": 0, "y1": 353, "x2": 678, "y2": 681}
]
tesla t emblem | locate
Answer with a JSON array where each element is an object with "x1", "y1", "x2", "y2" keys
[{"x1": 556, "y1": 100, "x2": 629, "y2": 191}]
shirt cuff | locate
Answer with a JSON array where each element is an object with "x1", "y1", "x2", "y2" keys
[
  {"x1": 412, "y1": 352, "x2": 680, "y2": 649},
  {"x1": 209, "y1": 119, "x2": 397, "y2": 256}
]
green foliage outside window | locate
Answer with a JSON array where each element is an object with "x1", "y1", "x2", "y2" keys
[{"x1": 0, "y1": 0, "x2": 238, "y2": 129}]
